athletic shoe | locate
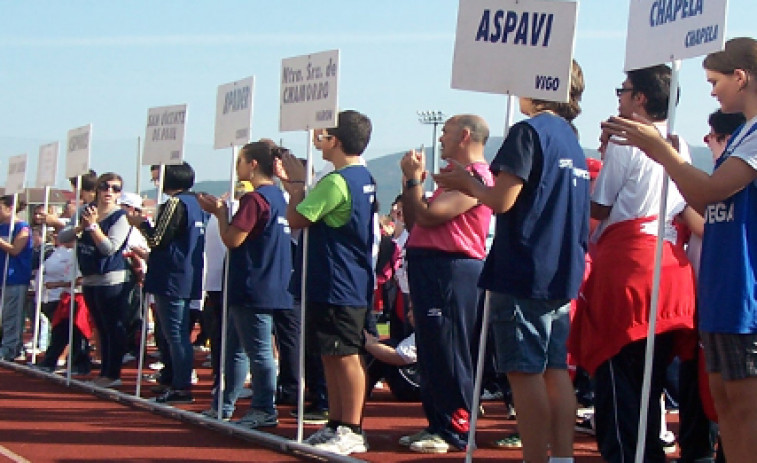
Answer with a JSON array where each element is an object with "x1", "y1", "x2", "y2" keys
[
  {"x1": 399, "y1": 429, "x2": 433, "y2": 447},
  {"x1": 660, "y1": 431, "x2": 677, "y2": 454},
  {"x1": 122, "y1": 353, "x2": 136, "y2": 364},
  {"x1": 31, "y1": 363, "x2": 55, "y2": 373},
  {"x1": 234, "y1": 409, "x2": 278, "y2": 429},
  {"x1": 290, "y1": 405, "x2": 329, "y2": 424},
  {"x1": 191, "y1": 369, "x2": 198, "y2": 385},
  {"x1": 493, "y1": 432, "x2": 522, "y2": 449},
  {"x1": 151, "y1": 384, "x2": 170, "y2": 394},
  {"x1": 314, "y1": 426, "x2": 368, "y2": 455},
  {"x1": 200, "y1": 408, "x2": 231, "y2": 421},
  {"x1": 575, "y1": 416, "x2": 595, "y2": 435},
  {"x1": 304, "y1": 425, "x2": 336, "y2": 445},
  {"x1": 480, "y1": 388, "x2": 504, "y2": 401},
  {"x1": 408, "y1": 433, "x2": 450, "y2": 454},
  {"x1": 152, "y1": 389, "x2": 194, "y2": 404},
  {"x1": 237, "y1": 387, "x2": 253, "y2": 399},
  {"x1": 91, "y1": 377, "x2": 122, "y2": 388}
]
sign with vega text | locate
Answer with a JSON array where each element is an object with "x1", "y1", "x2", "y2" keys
[
  {"x1": 37, "y1": 142, "x2": 59, "y2": 188},
  {"x1": 625, "y1": 0, "x2": 728, "y2": 71},
  {"x1": 6, "y1": 154, "x2": 27, "y2": 195},
  {"x1": 451, "y1": 0, "x2": 577, "y2": 102},
  {"x1": 65, "y1": 124, "x2": 92, "y2": 178},
  {"x1": 143, "y1": 104, "x2": 188, "y2": 165},
  {"x1": 215, "y1": 76, "x2": 255, "y2": 149},
  {"x1": 279, "y1": 49, "x2": 339, "y2": 132}
]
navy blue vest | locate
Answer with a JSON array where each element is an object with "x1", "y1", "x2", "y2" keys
[
  {"x1": 307, "y1": 165, "x2": 376, "y2": 306},
  {"x1": 228, "y1": 186, "x2": 293, "y2": 310},
  {"x1": 76, "y1": 208, "x2": 130, "y2": 277},
  {"x1": 480, "y1": 114, "x2": 589, "y2": 299},
  {"x1": 144, "y1": 192, "x2": 208, "y2": 299}
]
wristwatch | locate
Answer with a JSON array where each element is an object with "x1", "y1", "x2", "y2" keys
[{"x1": 405, "y1": 178, "x2": 422, "y2": 189}]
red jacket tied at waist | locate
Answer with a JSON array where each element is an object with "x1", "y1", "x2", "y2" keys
[{"x1": 51, "y1": 292, "x2": 94, "y2": 340}]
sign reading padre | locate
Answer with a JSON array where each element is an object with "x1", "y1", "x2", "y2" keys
[
  {"x1": 625, "y1": 0, "x2": 727, "y2": 71},
  {"x1": 215, "y1": 76, "x2": 255, "y2": 149},
  {"x1": 279, "y1": 49, "x2": 339, "y2": 132},
  {"x1": 143, "y1": 104, "x2": 188, "y2": 166},
  {"x1": 451, "y1": 0, "x2": 577, "y2": 102},
  {"x1": 6, "y1": 154, "x2": 27, "y2": 195},
  {"x1": 65, "y1": 124, "x2": 92, "y2": 179},
  {"x1": 37, "y1": 142, "x2": 59, "y2": 188}
]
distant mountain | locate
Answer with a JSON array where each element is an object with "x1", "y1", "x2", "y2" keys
[{"x1": 144, "y1": 138, "x2": 713, "y2": 215}]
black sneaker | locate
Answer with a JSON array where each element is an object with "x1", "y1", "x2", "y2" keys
[
  {"x1": 152, "y1": 389, "x2": 194, "y2": 404},
  {"x1": 290, "y1": 404, "x2": 328, "y2": 424}
]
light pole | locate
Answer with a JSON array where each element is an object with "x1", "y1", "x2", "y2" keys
[{"x1": 417, "y1": 110, "x2": 445, "y2": 178}]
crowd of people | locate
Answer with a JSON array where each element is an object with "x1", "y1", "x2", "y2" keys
[{"x1": 2, "y1": 37, "x2": 757, "y2": 463}]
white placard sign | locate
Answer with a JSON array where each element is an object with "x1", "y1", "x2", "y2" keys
[
  {"x1": 65, "y1": 124, "x2": 92, "y2": 178},
  {"x1": 625, "y1": 0, "x2": 728, "y2": 71},
  {"x1": 143, "y1": 104, "x2": 188, "y2": 165},
  {"x1": 279, "y1": 49, "x2": 339, "y2": 132},
  {"x1": 37, "y1": 142, "x2": 59, "y2": 188},
  {"x1": 6, "y1": 154, "x2": 27, "y2": 195},
  {"x1": 215, "y1": 76, "x2": 255, "y2": 149},
  {"x1": 451, "y1": 0, "x2": 578, "y2": 102}
]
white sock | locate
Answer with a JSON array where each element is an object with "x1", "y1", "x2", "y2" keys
[{"x1": 549, "y1": 458, "x2": 574, "y2": 463}]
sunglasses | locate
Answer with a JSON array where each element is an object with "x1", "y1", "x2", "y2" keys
[
  {"x1": 615, "y1": 87, "x2": 634, "y2": 97},
  {"x1": 98, "y1": 183, "x2": 122, "y2": 193}
]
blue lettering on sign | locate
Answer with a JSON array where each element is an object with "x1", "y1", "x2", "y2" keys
[
  {"x1": 535, "y1": 75, "x2": 560, "y2": 91},
  {"x1": 476, "y1": 9, "x2": 553, "y2": 47},
  {"x1": 649, "y1": 0, "x2": 704, "y2": 27},
  {"x1": 685, "y1": 24, "x2": 718, "y2": 47}
]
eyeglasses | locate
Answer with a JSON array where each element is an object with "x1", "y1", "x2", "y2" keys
[
  {"x1": 316, "y1": 133, "x2": 335, "y2": 142},
  {"x1": 98, "y1": 183, "x2": 122, "y2": 193},
  {"x1": 704, "y1": 132, "x2": 722, "y2": 144},
  {"x1": 615, "y1": 87, "x2": 634, "y2": 97}
]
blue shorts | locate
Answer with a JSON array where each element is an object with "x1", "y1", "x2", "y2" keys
[{"x1": 488, "y1": 291, "x2": 570, "y2": 374}]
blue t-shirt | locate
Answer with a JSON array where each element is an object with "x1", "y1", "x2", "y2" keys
[
  {"x1": 699, "y1": 119, "x2": 757, "y2": 333},
  {"x1": 478, "y1": 114, "x2": 589, "y2": 299},
  {"x1": 0, "y1": 220, "x2": 33, "y2": 285}
]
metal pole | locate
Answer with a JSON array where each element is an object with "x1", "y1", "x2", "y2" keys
[
  {"x1": 633, "y1": 58, "x2": 681, "y2": 463},
  {"x1": 135, "y1": 137, "x2": 142, "y2": 196},
  {"x1": 31, "y1": 186, "x2": 51, "y2": 364},
  {"x1": 66, "y1": 178, "x2": 81, "y2": 386}
]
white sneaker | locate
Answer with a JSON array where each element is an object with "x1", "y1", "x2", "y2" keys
[
  {"x1": 304, "y1": 425, "x2": 336, "y2": 445},
  {"x1": 149, "y1": 361, "x2": 164, "y2": 370},
  {"x1": 314, "y1": 426, "x2": 368, "y2": 455},
  {"x1": 408, "y1": 433, "x2": 450, "y2": 454},
  {"x1": 399, "y1": 429, "x2": 432, "y2": 447},
  {"x1": 238, "y1": 387, "x2": 253, "y2": 399}
]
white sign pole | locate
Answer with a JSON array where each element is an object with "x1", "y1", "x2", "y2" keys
[
  {"x1": 31, "y1": 143, "x2": 57, "y2": 365},
  {"x1": 66, "y1": 178, "x2": 81, "y2": 386},
  {"x1": 633, "y1": 59, "x2": 682, "y2": 463}
]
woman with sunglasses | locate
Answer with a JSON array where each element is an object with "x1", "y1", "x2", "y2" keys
[{"x1": 59, "y1": 172, "x2": 133, "y2": 388}]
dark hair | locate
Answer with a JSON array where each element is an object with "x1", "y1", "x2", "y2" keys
[
  {"x1": 703, "y1": 37, "x2": 757, "y2": 77},
  {"x1": 708, "y1": 109, "x2": 746, "y2": 141},
  {"x1": 531, "y1": 59, "x2": 584, "y2": 122},
  {"x1": 0, "y1": 195, "x2": 25, "y2": 213},
  {"x1": 239, "y1": 141, "x2": 277, "y2": 178},
  {"x1": 626, "y1": 64, "x2": 672, "y2": 121},
  {"x1": 163, "y1": 162, "x2": 195, "y2": 191},
  {"x1": 69, "y1": 169, "x2": 97, "y2": 192},
  {"x1": 327, "y1": 110, "x2": 372, "y2": 155}
]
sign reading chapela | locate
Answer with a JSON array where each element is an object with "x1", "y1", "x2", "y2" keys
[
  {"x1": 451, "y1": 0, "x2": 578, "y2": 102},
  {"x1": 65, "y1": 124, "x2": 92, "y2": 178},
  {"x1": 143, "y1": 104, "x2": 188, "y2": 166},
  {"x1": 215, "y1": 76, "x2": 255, "y2": 149},
  {"x1": 625, "y1": 0, "x2": 728, "y2": 71},
  {"x1": 279, "y1": 49, "x2": 339, "y2": 132},
  {"x1": 37, "y1": 142, "x2": 59, "y2": 188},
  {"x1": 6, "y1": 154, "x2": 27, "y2": 195}
]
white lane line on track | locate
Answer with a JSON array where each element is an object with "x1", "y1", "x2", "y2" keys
[{"x1": 0, "y1": 445, "x2": 30, "y2": 463}]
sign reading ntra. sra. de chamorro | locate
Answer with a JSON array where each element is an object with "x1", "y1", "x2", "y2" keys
[
  {"x1": 279, "y1": 49, "x2": 339, "y2": 132},
  {"x1": 624, "y1": 0, "x2": 727, "y2": 71},
  {"x1": 451, "y1": 0, "x2": 577, "y2": 103}
]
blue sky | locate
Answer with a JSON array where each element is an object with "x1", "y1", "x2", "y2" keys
[{"x1": 0, "y1": 0, "x2": 750, "y2": 192}]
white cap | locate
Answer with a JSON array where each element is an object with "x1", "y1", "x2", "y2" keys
[{"x1": 118, "y1": 192, "x2": 143, "y2": 209}]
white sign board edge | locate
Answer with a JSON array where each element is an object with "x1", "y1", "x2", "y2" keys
[
  {"x1": 215, "y1": 76, "x2": 255, "y2": 149},
  {"x1": 143, "y1": 104, "x2": 188, "y2": 166},
  {"x1": 624, "y1": 0, "x2": 728, "y2": 71},
  {"x1": 65, "y1": 124, "x2": 92, "y2": 179},
  {"x1": 451, "y1": 0, "x2": 578, "y2": 103},
  {"x1": 279, "y1": 49, "x2": 340, "y2": 132},
  {"x1": 6, "y1": 154, "x2": 27, "y2": 195},
  {"x1": 37, "y1": 141, "x2": 59, "y2": 188}
]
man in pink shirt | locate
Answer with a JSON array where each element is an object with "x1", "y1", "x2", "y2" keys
[{"x1": 398, "y1": 114, "x2": 493, "y2": 453}]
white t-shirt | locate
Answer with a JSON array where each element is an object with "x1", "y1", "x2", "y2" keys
[
  {"x1": 203, "y1": 200, "x2": 239, "y2": 292},
  {"x1": 37, "y1": 245, "x2": 80, "y2": 302},
  {"x1": 591, "y1": 123, "x2": 690, "y2": 243}
]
